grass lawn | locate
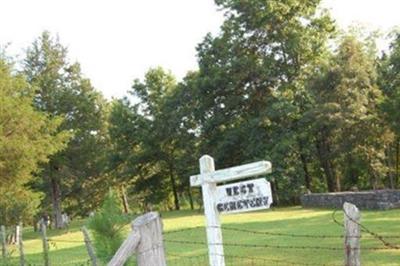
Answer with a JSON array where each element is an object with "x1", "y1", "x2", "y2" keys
[{"x1": 2, "y1": 206, "x2": 400, "y2": 265}]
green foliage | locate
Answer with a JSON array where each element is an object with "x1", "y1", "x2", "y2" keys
[
  {"x1": 106, "y1": 0, "x2": 400, "y2": 206},
  {"x1": 0, "y1": 56, "x2": 67, "y2": 226},
  {"x1": 378, "y1": 32, "x2": 400, "y2": 188},
  {"x1": 305, "y1": 35, "x2": 387, "y2": 191},
  {"x1": 23, "y1": 32, "x2": 109, "y2": 222},
  {"x1": 87, "y1": 190, "x2": 129, "y2": 263},
  {"x1": 379, "y1": 33, "x2": 400, "y2": 134},
  {"x1": 0, "y1": 58, "x2": 68, "y2": 186},
  {"x1": 108, "y1": 67, "x2": 198, "y2": 211},
  {"x1": 0, "y1": 185, "x2": 42, "y2": 226},
  {"x1": 4, "y1": 0, "x2": 400, "y2": 217},
  {"x1": 183, "y1": 0, "x2": 335, "y2": 202}
]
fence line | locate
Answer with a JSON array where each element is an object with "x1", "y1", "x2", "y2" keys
[
  {"x1": 332, "y1": 208, "x2": 400, "y2": 248},
  {"x1": 2, "y1": 203, "x2": 400, "y2": 266},
  {"x1": 163, "y1": 224, "x2": 400, "y2": 240},
  {"x1": 163, "y1": 203, "x2": 399, "y2": 265},
  {"x1": 17, "y1": 223, "x2": 25, "y2": 266},
  {"x1": 40, "y1": 222, "x2": 50, "y2": 266},
  {"x1": 343, "y1": 207, "x2": 400, "y2": 250},
  {"x1": 164, "y1": 238, "x2": 399, "y2": 251},
  {"x1": 1, "y1": 225, "x2": 7, "y2": 259},
  {"x1": 82, "y1": 226, "x2": 98, "y2": 266}
]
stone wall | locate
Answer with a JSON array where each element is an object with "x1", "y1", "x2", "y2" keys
[{"x1": 300, "y1": 190, "x2": 400, "y2": 210}]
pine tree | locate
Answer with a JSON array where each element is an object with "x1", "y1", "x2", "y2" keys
[
  {"x1": 87, "y1": 190, "x2": 129, "y2": 263},
  {"x1": 23, "y1": 32, "x2": 108, "y2": 227}
]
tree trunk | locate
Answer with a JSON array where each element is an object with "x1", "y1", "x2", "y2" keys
[
  {"x1": 396, "y1": 138, "x2": 399, "y2": 188},
  {"x1": 50, "y1": 173, "x2": 63, "y2": 229},
  {"x1": 316, "y1": 135, "x2": 336, "y2": 192},
  {"x1": 384, "y1": 147, "x2": 395, "y2": 189},
  {"x1": 335, "y1": 169, "x2": 341, "y2": 192},
  {"x1": 298, "y1": 141, "x2": 312, "y2": 190},
  {"x1": 168, "y1": 165, "x2": 180, "y2": 210},
  {"x1": 324, "y1": 137, "x2": 340, "y2": 192},
  {"x1": 346, "y1": 154, "x2": 359, "y2": 189},
  {"x1": 270, "y1": 178, "x2": 280, "y2": 205},
  {"x1": 187, "y1": 185, "x2": 194, "y2": 210},
  {"x1": 120, "y1": 186, "x2": 130, "y2": 214}
]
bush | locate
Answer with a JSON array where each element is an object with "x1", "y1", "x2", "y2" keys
[{"x1": 87, "y1": 190, "x2": 129, "y2": 263}]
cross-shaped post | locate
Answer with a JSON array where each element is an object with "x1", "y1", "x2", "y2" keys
[{"x1": 190, "y1": 155, "x2": 272, "y2": 266}]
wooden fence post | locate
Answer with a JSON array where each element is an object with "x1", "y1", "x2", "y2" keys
[
  {"x1": 40, "y1": 223, "x2": 50, "y2": 266},
  {"x1": 15, "y1": 224, "x2": 20, "y2": 246},
  {"x1": 1, "y1": 225, "x2": 7, "y2": 259},
  {"x1": 81, "y1": 226, "x2": 98, "y2": 266},
  {"x1": 108, "y1": 212, "x2": 166, "y2": 266},
  {"x1": 344, "y1": 202, "x2": 361, "y2": 266},
  {"x1": 107, "y1": 227, "x2": 140, "y2": 266},
  {"x1": 17, "y1": 223, "x2": 25, "y2": 266},
  {"x1": 135, "y1": 212, "x2": 166, "y2": 266}
]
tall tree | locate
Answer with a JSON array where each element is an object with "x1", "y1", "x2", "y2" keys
[
  {"x1": 0, "y1": 57, "x2": 68, "y2": 225},
  {"x1": 306, "y1": 35, "x2": 387, "y2": 191},
  {"x1": 379, "y1": 32, "x2": 400, "y2": 188},
  {"x1": 108, "y1": 67, "x2": 198, "y2": 210},
  {"x1": 23, "y1": 32, "x2": 108, "y2": 226},
  {"x1": 188, "y1": 0, "x2": 334, "y2": 201}
]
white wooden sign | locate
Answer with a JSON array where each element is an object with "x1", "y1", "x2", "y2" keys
[
  {"x1": 215, "y1": 178, "x2": 272, "y2": 214},
  {"x1": 190, "y1": 155, "x2": 272, "y2": 266}
]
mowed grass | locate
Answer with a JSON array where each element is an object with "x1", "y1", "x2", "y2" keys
[{"x1": 3, "y1": 207, "x2": 400, "y2": 265}]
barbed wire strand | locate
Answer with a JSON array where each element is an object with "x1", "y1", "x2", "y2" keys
[
  {"x1": 164, "y1": 224, "x2": 400, "y2": 240},
  {"x1": 332, "y1": 208, "x2": 400, "y2": 247},
  {"x1": 165, "y1": 238, "x2": 398, "y2": 251},
  {"x1": 342, "y1": 207, "x2": 400, "y2": 250}
]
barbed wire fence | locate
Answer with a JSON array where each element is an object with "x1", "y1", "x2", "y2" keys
[
  {"x1": 162, "y1": 208, "x2": 400, "y2": 266},
  {"x1": 1, "y1": 207, "x2": 400, "y2": 266}
]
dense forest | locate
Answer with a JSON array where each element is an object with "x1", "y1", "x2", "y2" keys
[{"x1": 1, "y1": 0, "x2": 400, "y2": 226}]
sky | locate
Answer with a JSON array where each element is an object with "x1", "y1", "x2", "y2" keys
[{"x1": 1, "y1": 0, "x2": 400, "y2": 99}]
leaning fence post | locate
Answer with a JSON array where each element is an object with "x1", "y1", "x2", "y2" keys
[
  {"x1": 344, "y1": 202, "x2": 361, "y2": 266},
  {"x1": 1, "y1": 225, "x2": 7, "y2": 259},
  {"x1": 17, "y1": 223, "x2": 25, "y2": 266},
  {"x1": 81, "y1": 226, "x2": 98, "y2": 266},
  {"x1": 108, "y1": 212, "x2": 166, "y2": 266},
  {"x1": 107, "y1": 226, "x2": 140, "y2": 266},
  {"x1": 40, "y1": 223, "x2": 50, "y2": 266},
  {"x1": 135, "y1": 212, "x2": 166, "y2": 266}
]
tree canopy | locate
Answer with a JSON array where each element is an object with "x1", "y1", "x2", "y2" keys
[
  {"x1": 23, "y1": 32, "x2": 109, "y2": 226},
  {"x1": 2, "y1": 1, "x2": 400, "y2": 220}
]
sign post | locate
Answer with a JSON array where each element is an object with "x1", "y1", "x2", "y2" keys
[
  {"x1": 199, "y1": 155, "x2": 225, "y2": 266},
  {"x1": 190, "y1": 155, "x2": 272, "y2": 266}
]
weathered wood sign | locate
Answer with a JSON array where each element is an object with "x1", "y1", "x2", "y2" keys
[
  {"x1": 190, "y1": 155, "x2": 272, "y2": 266},
  {"x1": 216, "y1": 178, "x2": 272, "y2": 214}
]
